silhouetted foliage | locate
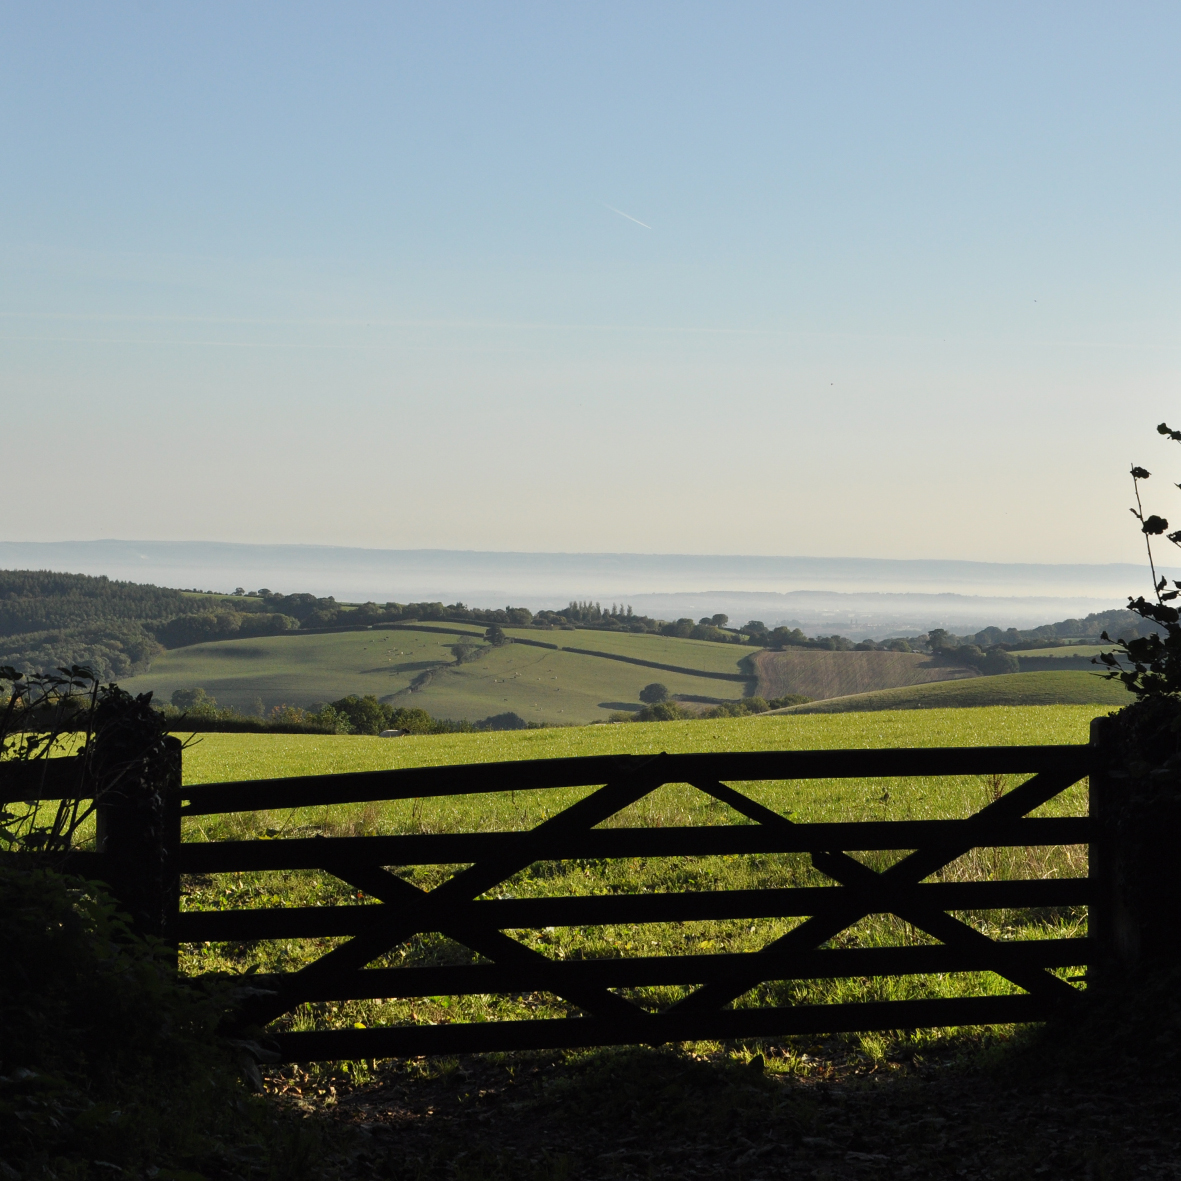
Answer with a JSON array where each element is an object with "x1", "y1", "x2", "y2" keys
[{"x1": 1096, "y1": 423, "x2": 1181, "y2": 698}]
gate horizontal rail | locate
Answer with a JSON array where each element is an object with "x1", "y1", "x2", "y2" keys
[
  {"x1": 177, "y1": 816, "x2": 1090, "y2": 871},
  {"x1": 247, "y1": 938, "x2": 1088, "y2": 1001},
  {"x1": 176, "y1": 744, "x2": 1093, "y2": 814},
  {"x1": 179, "y1": 879, "x2": 1089, "y2": 941},
  {"x1": 274, "y1": 995, "x2": 1053, "y2": 1061}
]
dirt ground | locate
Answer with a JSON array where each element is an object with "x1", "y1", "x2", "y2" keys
[{"x1": 265, "y1": 1016, "x2": 1181, "y2": 1180}]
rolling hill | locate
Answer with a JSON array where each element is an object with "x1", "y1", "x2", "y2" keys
[
  {"x1": 769, "y1": 669, "x2": 1129, "y2": 713},
  {"x1": 117, "y1": 624, "x2": 755, "y2": 725}
]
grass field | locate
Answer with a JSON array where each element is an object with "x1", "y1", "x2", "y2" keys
[
  {"x1": 775, "y1": 669, "x2": 1129, "y2": 713},
  {"x1": 500, "y1": 626, "x2": 755, "y2": 675},
  {"x1": 121, "y1": 626, "x2": 753, "y2": 724},
  {"x1": 1013, "y1": 644, "x2": 1115, "y2": 659},
  {"x1": 177, "y1": 704, "x2": 1105, "y2": 1063},
  {"x1": 752, "y1": 648, "x2": 977, "y2": 701}
]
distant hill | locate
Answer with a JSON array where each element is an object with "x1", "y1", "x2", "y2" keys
[
  {"x1": 770, "y1": 670, "x2": 1129, "y2": 713},
  {"x1": 752, "y1": 648, "x2": 979, "y2": 702},
  {"x1": 0, "y1": 563, "x2": 1161, "y2": 715}
]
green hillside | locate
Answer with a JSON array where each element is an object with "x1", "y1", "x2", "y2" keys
[
  {"x1": 1012, "y1": 644, "x2": 1116, "y2": 673},
  {"x1": 771, "y1": 669, "x2": 1130, "y2": 714},
  {"x1": 499, "y1": 626, "x2": 752, "y2": 675},
  {"x1": 1013, "y1": 644, "x2": 1115, "y2": 659},
  {"x1": 119, "y1": 626, "x2": 752, "y2": 724}
]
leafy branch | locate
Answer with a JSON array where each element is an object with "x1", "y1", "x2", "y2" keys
[
  {"x1": 0, "y1": 666, "x2": 173, "y2": 857},
  {"x1": 1096, "y1": 423, "x2": 1181, "y2": 698}
]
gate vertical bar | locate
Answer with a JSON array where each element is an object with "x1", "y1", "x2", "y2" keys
[
  {"x1": 161, "y1": 735, "x2": 183, "y2": 957},
  {"x1": 1088, "y1": 714, "x2": 1119, "y2": 979}
]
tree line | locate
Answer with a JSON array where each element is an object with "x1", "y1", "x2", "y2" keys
[{"x1": 162, "y1": 688, "x2": 538, "y2": 736}]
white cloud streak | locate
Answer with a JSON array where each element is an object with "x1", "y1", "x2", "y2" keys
[{"x1": 602, "y1": 203, "x2": 652, "y2": 229}]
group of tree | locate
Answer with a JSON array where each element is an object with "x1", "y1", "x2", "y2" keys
[
  {"x1": 617, "y1": 691, "x2": 812, "y2": 723},
  {"x1": 317, "y1": 695, "x2": 538, "y2": 735}
]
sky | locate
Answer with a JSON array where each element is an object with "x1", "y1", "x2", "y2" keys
[{"x1": 3, "y1": 2, "x2": 1180, "y2": 565}]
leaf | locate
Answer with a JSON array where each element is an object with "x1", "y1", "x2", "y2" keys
[
  {"x1": 1142, "y1": 515, "x2": 1170, "y2": 535},
  {"x1": 1132, "y1": 466, "x2": 1152, "y2": 479},
  {"x1": 1158, "y1": 422, "x2": 1181, "y2": 441}
]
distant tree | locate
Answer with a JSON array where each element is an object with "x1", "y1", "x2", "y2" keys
[
  {"x1": 980, "y1": 648, "x2": 1020, "y2": 675},
  {"x1": 170, "y1": 687, "x2": 213, "y2": 712},
  {"x1": 486, "y1": 625, "x2": 507, "y2": 646},
  {"x1": 450, "y1": 640, "x2": 482, "y2": 664},
  {"x1": 329, "y1": 694, "x2": 389, "y2": 735},
  {"x1": 711, "y1": 614, "x2": 729, "y2": 627},
  {"x1": 639, "y1": 683, "x2": 669, "y2": 704},
  {"x1": 633, "y1": 700, "x2": 689, "y2": 722},
  {"x1": 927, "y1": 629, "x2": 954, "y2": 653},
  {"x1": 475, "y1": 711, "x2": 528, "y2": 731},
  {"x1": 385, "y1": 707, "x2": 438, "y2": 735}
]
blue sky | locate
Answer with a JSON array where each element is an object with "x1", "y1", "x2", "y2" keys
[{"x1": 3, "y1": 2, "x2": 1180, "y2": 564}]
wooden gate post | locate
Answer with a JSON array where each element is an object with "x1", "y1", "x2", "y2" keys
[
  {"x1": 1088, "y1": 714, "x2": 1123, "y2": 977},
  {"x1": 95, "y1": 734, "x2": 182, "y2": 958},
  {"x1": 1089, "y1": 711, "x2": 1181, "y2": 979}
]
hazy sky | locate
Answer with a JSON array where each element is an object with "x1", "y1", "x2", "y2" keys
[{"x1": 3, "y1": 2, "x2": 1180, "y2": 564}]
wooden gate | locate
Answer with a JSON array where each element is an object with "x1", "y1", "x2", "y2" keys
[{"x1": 162, "y1": 742, "x2": 1096, "y2": 1061}]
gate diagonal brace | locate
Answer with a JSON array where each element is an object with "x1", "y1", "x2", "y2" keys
[
  {"x1": 334, "y1": 864, "x2": 648, "y2": 1020},
  {"x1": 667, "y1": 774, "x2": 1084, "y2": 1016},
  {"x1": 240, "y1": 755, "x2": 673, "y2": 1028}
]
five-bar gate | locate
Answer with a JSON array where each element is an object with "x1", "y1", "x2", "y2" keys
[{"x1": 167, "y1": 742, "x2": 1097, "y2": 1061}]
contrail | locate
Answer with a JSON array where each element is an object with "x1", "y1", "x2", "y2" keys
[{"x1": 603, "y1": 203, "x2": 652, "y2": 229}]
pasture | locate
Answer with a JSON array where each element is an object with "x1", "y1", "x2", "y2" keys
[
  {"x1": 1013, "y1": 643, "x2": 1115, "y2": 659},
  {"x1": 776, "y1": 669, "x2": 1128, "y2": 713},
  {"x1": 120, "y1": 625, "x2": 754, "y2": 723},
  {"x1": 179, "y1": 704, "x2": 1107, "y2": 1064},
  {"x1": 118, "y1": 619, "x2": 1125, "y2": 731},
  {"x1": 499, "y1": 625, "x2": 755, "y2": 674}
]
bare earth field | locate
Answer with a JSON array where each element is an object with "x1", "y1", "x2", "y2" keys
[{"x1": 753, "y1": 648, "x2": 978, "y2": 702}]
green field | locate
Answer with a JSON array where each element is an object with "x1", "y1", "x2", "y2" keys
[
  {"x1": 120, "y1": 625, "x2": 754, "y2": 724},
  {"x1": 119, "y1": 621, "x2": 1121, "y2": 730},
  {"x1": 1013, "y1": 644, "x2": 1115, "y2": 659},
  {"x1": 180, "y1": 701, "x2": 1105, "y2": 790},
  {"x1": 500, "y1": 626, "x2": 754, "y2": 675},
  {"x1": 773, "y1": 670, "x2": 1129, "y2": 714},
  {"x1": 177, "y1": 704, "x2": 1103, "y2": 1060}
]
